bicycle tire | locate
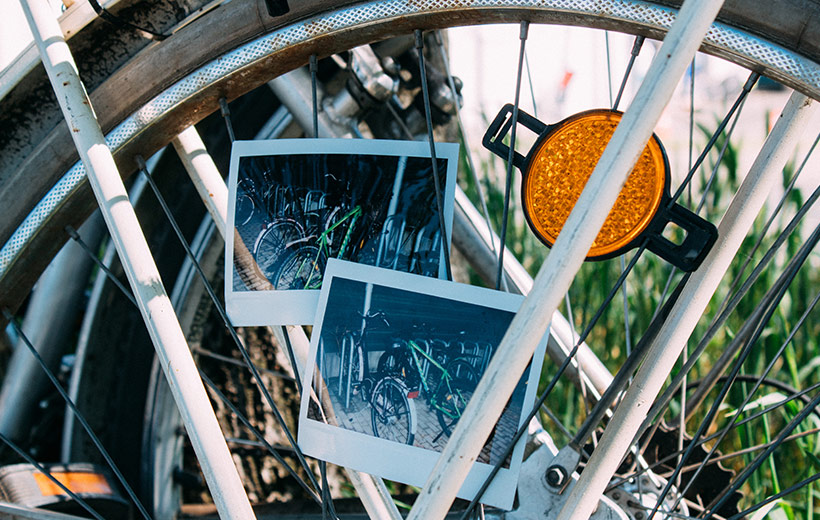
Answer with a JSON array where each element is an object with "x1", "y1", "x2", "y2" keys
[
  {"x1": 273, "y1": 244, "x2": 326, "y2": 290},
  {"x1": 3, "y1": 1, "x2": 820, "y2": 518},
  {"x1": 5, "y1": 0, "x2": 820, "y2": 311},
  {"x1": 251, "y1": 219, "x2": 305, "y2": 283},
  {"x1": 370, "y1": 376, "x2": 415, "y2": 446},
  {"x1": 434, "y1": 360, "x2": 479, "y2": 437}
]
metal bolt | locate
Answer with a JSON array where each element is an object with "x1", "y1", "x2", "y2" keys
[
  {"x1": 612, "y1": 491, "x2": 621, "y2": 500},
  {"x1": 545, "y1": 465, "x2": 567, "y2": 488},
  {"x1": 635, "y1": 513, "x2": 644, "y2": 520}
]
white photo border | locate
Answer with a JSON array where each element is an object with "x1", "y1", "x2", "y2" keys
[
  {"x1": 298, "y1": 258, "x2": 549, "y2": 510},
  {"x1": 225, "y1": 139, "x2": 459, "y2": 326}
]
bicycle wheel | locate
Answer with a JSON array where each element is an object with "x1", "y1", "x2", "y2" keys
[
  {"x1": 273, "y1": 244, "x2": 326, "y2": 290},
  {"x1": 3, "y1": 1, "x2": 820, "y2": 519},
  {"x1": 235, "y1": 194, "x2": 255, "y2": 227},
  {"x1": 251, "y1": 220, "x2": 304, "y2": 283},
  {"x1": 434, "y1": 360, "x2": 478, "y2": 436},
  {"x1": 376, "y1": 348, "x2": 400, "y2": 377},
  {"x1": 370, "y1": 377, "x2": 416, "y2": 446}
]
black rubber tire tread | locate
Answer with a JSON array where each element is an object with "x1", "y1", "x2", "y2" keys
[{"x1": 3, "y1": 0, "x2": 820, "y2": 317}]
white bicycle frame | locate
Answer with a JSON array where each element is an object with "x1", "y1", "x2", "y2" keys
[{"x1": 14, "y1": 0, "x2": 819, "y2": 518}]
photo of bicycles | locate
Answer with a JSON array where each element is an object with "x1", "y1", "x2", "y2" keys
[
  {"x1": 226, "y1": 139, "x2": 458, "y2": 324},
  {"x1": 300, "y1": 260, "x2": 546, "y2": 509}
]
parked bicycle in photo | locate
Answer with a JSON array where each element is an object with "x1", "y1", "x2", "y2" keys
[{"x1": 373, "y1": 337, "x2": 482, "y2": 443}]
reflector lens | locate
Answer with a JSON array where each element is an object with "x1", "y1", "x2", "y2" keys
[
  {"x1": 33, "y1": 471, "x2": 113, "y2": 497},
  {"x1": 523, "y1": 110, "x2": 667, "y2": 257}
]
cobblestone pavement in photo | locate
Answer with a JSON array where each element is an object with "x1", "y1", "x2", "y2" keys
[{"x1": 327, "y1": 377, "x2": 522, "y2": 467}]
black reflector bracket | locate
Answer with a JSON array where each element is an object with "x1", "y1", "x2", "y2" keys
[{"x1": 483, "y1": 104, "x2": 718, "y2": 272}]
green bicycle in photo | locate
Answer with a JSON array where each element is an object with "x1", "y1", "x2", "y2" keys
[
  {"x1": 273, "y1": 204, "x2": 363, "y2": 290},
  {"x1": 373, "y1": 338, "x2": 480, "y2": 444}
]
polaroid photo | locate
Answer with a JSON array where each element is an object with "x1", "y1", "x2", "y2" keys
[
  {"x1": 225, "y1": 139, "x2": 459, "y2": 326},
  {"x1": 298, "y1": 259, "x2": 548, "y2": 510}
]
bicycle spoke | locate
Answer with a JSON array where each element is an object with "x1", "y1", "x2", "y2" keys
[
  {"x1": 219, "y1": 97, "x2": 237, "y2": 143},
  {"x1": 628, "y1": 117, "x2": 819, "y2": 454},
  {"x1": 726, "y1": 471, "x2": 820, "y2": 520},
  {"x1": 665, "y1": 285, "x2": 820, "y2": 512},
  {"x1": 64, "y1": 226, "x2": 137, "y2": 307},
  {"x1": 199, "y1": 371, "x2": 322, "y2": 503},
  {"x1": 686, "y1": 57, "x2": 696, "y2": 205},
  {"x1": 634, "y1": 179, "x2": 820, "y2": 445},
  {"x1": 678, "y1": 56, "x2": 696, "y2": 486},
  {"x1": 714, "y1": 130, "x2": 820, "y2": 310},
  {"x1": 612, "y1": 35, "x2": 645, "y2": 111},
  {"x1": 310, "y1": 54, "x2": 319, "y2": 139},
  {"x1": 541, "y1": 403, "x2": 573, "y2": 441},
  {"x1": 645, "y1": 219, "x2": 820, "y2": 519},
  {"x1": 694, "y1": 95, "x2": 747, "y2": 215},
  {"x1": 0, "y1": 431, "x2": 104, "y2": 520},
  {"x1": 668, "y1": 73, "x2": 759, "y2": 205},
  {"x1": 135, "y1": 158, "x2": 326, "y2": 499},
  {"x1": 495, "y1": 21, "x2": 528, "y2": 290},
  {"x1": 433, "y1": 31, "x2": 502, "y2": 275},
  {"x1": 280, "y1": 328, "x2": 304, "y2": 395},
  {"x1": 685, "y1": 176, "x2": 820, "y2": 419},
  {"x1": 703, "y1": 388, "x2": 820, "y2": 518},
  {"x1": 649, "y1": 71, "x2": 757, "y2": 317},
  {"x1": 193, "y1": 346, "x2": 296, "y2": 381},
  {"x1": 2, "y1": 310, "x2": 152, "y2": 520},
  {"x1": 674, "y1": 427, "x2": 820, "y2": 475},
  {"x1": 630, "y1": 501, "x2": 702, "y2": 520},
  {"x1": 606, "y1": 380, "x2": 820, "y2": 491},
  {"x1": 415, "y1": 29, "x2": 453, "y2": 281},
  {"x1": 605, "y1": 32, "x2": 614, "y2": 107}
]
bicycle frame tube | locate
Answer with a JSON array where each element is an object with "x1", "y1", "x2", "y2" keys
[
  {"x1": 334, "y1": 205, "x2": 363, "y2": 258},
  {"x1": 304, "y1": 205, "x2": 362, "y2": 288},
  {"x1": 409, "y1": 339, "x2": 448, "y2": 373},
  {"x1": 407, "y1": 342, "x2": 431, "y2": 394},
  {"x1": 436, "y1": 384, "x2": 467, "y2": 421},
  {"x1": 19, "y1": 1, "x2": 255, "y2": 518},
  {"x1": 409, "y1": 1, "x2": 726, "y2": 517}
]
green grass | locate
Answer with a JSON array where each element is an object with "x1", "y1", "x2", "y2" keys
[{"x1": 457, "y1": 116, "x2": 820, "y2": 517}]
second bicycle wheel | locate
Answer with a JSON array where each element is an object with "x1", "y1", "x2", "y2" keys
[
  {"x1": 273, "y1": 245, "x2": 327, "y2": 290},
  {"x1": 434, "y1": 360, "x2": 479, "y2": 437},
  {"x1": 370, "y1": 377, "x2": 416, "y2": 446},
  {"x1": 251, "y1": 220, "x2": 304, "y2": 283}
]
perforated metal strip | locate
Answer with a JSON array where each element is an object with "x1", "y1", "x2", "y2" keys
[{"x1": 3, "y1": 0, "x2": 820, "y2": 276}]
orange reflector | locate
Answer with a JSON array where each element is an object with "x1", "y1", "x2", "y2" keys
[
  {"x1": 33, "y1": 471, "x2": 113, "y2": 497},
  {"x1": 522, "y1": 110, "x2": 668, "y2": 258}
]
